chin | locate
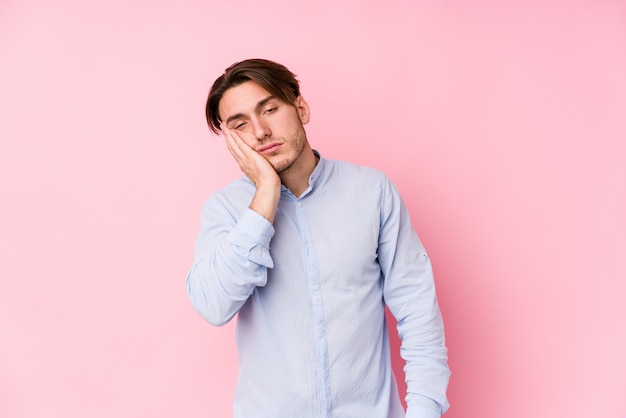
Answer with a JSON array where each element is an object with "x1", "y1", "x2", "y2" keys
[{"x1": 273, "y1": 159, "x2": 296, "y2": 174}]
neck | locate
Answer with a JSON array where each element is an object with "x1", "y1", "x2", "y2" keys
[{"x1": 280, "y1": 143, "x2": 318, "y2": 197}]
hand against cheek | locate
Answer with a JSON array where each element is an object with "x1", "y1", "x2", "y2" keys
[
  {"x1": 221, "y1": 125, "x2": 280, "y2": 189},
  {"x1": 221, "y1": 125, "x2": 281, "y2": 223}
]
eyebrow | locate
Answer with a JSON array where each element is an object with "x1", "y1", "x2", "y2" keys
[{"x1": 225, "y1": 95, "x2": 277, "y2": 125}]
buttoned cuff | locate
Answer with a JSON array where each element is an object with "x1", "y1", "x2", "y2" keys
[
  {"x1": 228, "y1": 208, "x2": 275, "y2": 267},
  {"x1": 405, "y1": 405, "x2": 442, "y2": 418}
]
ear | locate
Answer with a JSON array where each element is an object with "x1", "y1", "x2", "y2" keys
[{"x1": 294, "y1": 96, "x2": 311, "y2": 125}]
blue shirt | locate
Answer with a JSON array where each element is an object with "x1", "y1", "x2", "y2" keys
[{"x1": 186, "y1": 152, "x2": 450, "y2": 418}]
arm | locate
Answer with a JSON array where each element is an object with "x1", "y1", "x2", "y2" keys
[
  {"x1": 186, "y1": 200, "x2": 275, "y2": 325},
  {"x1": 185, "y1": 126, "x2": 281, "y2": 325},
  {"x1": 378, "y1": 177, "x2": 451, "y2": 417}
]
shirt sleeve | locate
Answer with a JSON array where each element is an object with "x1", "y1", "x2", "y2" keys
[
  {"x1": 186, "y1": 193, "x2": 275, "y2": 326},
  {"x1": 377, "y1": 176, "x2": 451, "y2": 416}
]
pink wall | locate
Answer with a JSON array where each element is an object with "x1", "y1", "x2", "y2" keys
[{"x1": 1, "y1": 0, "x2": 625, "y2": 417}]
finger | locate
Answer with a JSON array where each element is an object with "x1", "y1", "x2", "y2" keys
[
  {"x1": 221, "y1": 124, "x2": 245, "y2": 160},
  {"x1": 223, "y1": 125, "x2": 259, "y2": 163},
  {"x1": 221, "y1": 124, "x2": 241, "y2": 150}
]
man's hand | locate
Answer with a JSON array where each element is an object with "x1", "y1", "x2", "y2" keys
[{"x1": 221, "y1": 124, "x2": 281, "y2": 223}]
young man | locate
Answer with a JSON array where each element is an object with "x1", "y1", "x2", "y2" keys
[{"x1": 186, "y1": 59, "x2": 450, "y2": 418}]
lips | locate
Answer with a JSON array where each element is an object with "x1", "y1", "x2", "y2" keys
[{"x1": 258, "y1": 143, "x2": 282, "y2": 154}]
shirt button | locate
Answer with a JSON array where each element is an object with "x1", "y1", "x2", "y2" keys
[
  {"x1": 296, "y1": 202, "x2": 303, "y2": 207},
  {"x1": 305, "y1": 242, "x2": 311, "y2": 248},
  {"x1": 312, "y1": 284, "x2": 319, "y2": 291}
]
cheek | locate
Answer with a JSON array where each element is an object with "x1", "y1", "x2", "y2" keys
[
  {"x1": 236, "y1": 130, "x2": 258, "y2": 146},
  {"x1": 274, "y1": 113, "x2": 303, "y2": 135}
]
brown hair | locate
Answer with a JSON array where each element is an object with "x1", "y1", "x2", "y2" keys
[{"x1": 205, "y1": 59, "x2": 301, "y2": 134}]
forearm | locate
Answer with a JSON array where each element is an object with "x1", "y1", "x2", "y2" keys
[
  {"x1": 249, "y1": 183, "x2": 280, "y2": 223},
  {"x1": 186, "y1": 207, "x2": 274, "y2": 326},
  {"x1": 399, "y1": 306, "x2": 451, "y2": 417},
  {"x1": 387, "y1": 259, "x2": 450, "y2": 415}
]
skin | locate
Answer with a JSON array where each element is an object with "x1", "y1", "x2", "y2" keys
[{"x1": 218, "y1": 81, "x2": 318, "y2": 223}]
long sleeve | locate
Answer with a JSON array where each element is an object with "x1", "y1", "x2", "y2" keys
[
  {"x1": 186, "y1": 192, "x2": 275, "y2": 326},
  {"x1": 377, "y1": 178, "x2": 451, "y2": 417},
  {"x1": 186, "y1": 157, "x2": 449, "y2": 417}
]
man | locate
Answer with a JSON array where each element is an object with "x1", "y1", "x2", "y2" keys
[{"x1": 186, "y1": 58, "x2": 450, "y2": 418}]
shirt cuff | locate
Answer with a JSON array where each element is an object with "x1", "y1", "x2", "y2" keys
[
  {"x1": 228, "y1": 208, "x2": 275, "y2": 267},
  {"x1": 405, "y1": 405, "x2": 442, "y2": 418},
  {"x1": 237, "y1": 208, "x2": 275, "y2": 244}
]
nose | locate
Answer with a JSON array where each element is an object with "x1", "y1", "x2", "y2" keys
[{"x1": 251, "y1": 117, "x2": 271, "y2": 140}]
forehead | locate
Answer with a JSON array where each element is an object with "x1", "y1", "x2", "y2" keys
[{"x1": 219, "y1": 81, "x2": 273, "y2": 119}]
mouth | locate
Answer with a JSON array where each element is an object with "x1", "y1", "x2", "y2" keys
[{"x1": 258, "y1": 143, "x2": 282, "y2": 154}]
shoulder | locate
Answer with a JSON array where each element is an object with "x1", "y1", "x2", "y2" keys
[
  {"x1": 322, "y1": 158, "x2": 393, "y2": 196},
  {"x1": 324, "y1": 157, "x2": 389, "y2": 183}
]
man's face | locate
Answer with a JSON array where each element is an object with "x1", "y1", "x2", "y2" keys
[{"x1": 218, "y1": 81, "x2": 310, "y2": 174}]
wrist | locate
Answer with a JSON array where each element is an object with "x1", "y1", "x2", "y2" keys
[{"x1": 250, "y1": 184, "x2": 280, "y2": 223}]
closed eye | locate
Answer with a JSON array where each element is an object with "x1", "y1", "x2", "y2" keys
[{"x1": 229, "y1": 121, "x2": 247, "y2": 130}]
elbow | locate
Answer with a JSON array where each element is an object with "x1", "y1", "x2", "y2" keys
[
  {"x1": 188, "y1": 289, "x2": 237, "y2": 327},
  {"x1": 199, "y1": 305, "x2": 236, "y2": 327},
  {"x1": 186, "y1": 270, "x2": 237, "y2": 327},
  {"x1": 201, "y1": 313, "x2": 235, "y2": 327}
]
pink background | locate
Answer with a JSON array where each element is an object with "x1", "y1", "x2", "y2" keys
[{"x1": 1, "y1": 0, "x2": 625, "y2": 417}]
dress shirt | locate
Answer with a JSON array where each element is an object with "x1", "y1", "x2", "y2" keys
[{"x1": 186, "y1": 151, "x2": 450, "y2": 418}]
